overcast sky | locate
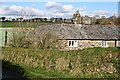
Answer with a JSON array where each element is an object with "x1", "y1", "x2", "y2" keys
[{"x1": 0, "y1": 1, "x2": 118, "y2": 18}]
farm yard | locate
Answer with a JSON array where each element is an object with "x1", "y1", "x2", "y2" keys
[
  {"x1": 1, "y1": 22, "x2": 119, "y2": 79},
  {"x1": 1, "y1": 1, "x2": 120, "y2": 79}
]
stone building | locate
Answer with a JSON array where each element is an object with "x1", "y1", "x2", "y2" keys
[
  {"x1": 73, "y1": 10, "x2": 82, "y2": 24},
  {"x1": 82, "y1": 15, "x2": 92, "y2": 25},
  {"x1": 1, "y1": 24, "x2": 119, "y2": 50},
  {"x1": 72, "y1": 11, "x2": 96, "y2": 25},
  {"x1": 35, "y1": 24, "x2": 119, "y2": 50}
]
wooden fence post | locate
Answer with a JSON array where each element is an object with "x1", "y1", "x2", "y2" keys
[{"x1": 5, "y1": 30, "x2": 7, "y2": 47}]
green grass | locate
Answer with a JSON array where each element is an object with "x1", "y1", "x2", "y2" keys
[
  {"x1": 1, "y1": 22, "x2": 60, "y2": 28},
  {"x1": 2, "y1": 47, "x2": 119, "y2": 79}
]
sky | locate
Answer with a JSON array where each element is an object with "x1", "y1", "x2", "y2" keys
[{"x1": 0, "y1": 1, "x2": 119, "y2": 18}]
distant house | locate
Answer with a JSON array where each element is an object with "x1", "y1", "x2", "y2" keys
[
  {"x1": 47, "y1": 18, "x2": 51, "y2": 22},
  {"x1": 72, "y1": 10, "x2": 96, "y2": 25},
  {"x1": 64, "y1": 19, "x2": 72, "y2": 23},
  {"x1": 7, "y1": 17, "x2": 13, "y2": 21},
  {"x1": 73, "y1": 10, "x2": 82, "y2": 24},
  {"x1": 82, "y1": 15, "x2": 91, "y2": 25},
  {"x1": 16, "y1": 18, "x2": 24, "y2": 22},
  {"x1": 35, "y1": 24, "x2": 119, "y2": 50}
]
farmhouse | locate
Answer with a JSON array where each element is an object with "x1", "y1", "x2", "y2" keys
[
  {"x1": 72, "y1": 10, "x2": 95, "y2": 25},
  {"x1": 35, "y1": 24, "x2": 119, "y2": 50},
  {"x1": 0, "y1": 24, "x2": 119, "y2": 50}
]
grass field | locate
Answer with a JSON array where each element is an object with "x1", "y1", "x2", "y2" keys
[
  {"x1": 1, "y1": 22, "x2": 59, "y2": 27},
  {"x1": 2, "y1": 47, "x2": 119, "y2": 79}
]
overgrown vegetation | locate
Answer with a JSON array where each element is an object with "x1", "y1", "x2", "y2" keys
[
  {"x1": 2, "y1": 47, "x2": 119, "y2": 79},
  {"x1": 9, "y1": 28, "x2": 60, "y2": 49}
]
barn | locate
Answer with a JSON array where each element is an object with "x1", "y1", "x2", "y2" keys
[
  {"x1": 35, "y1": 24, "x2": 119, "y2": 50},
  {"x1": 1, "y1": 24, "x2": 119, "y2": 50}
]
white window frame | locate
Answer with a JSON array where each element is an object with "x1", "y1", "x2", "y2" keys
[
  {"x1": 68, "y1": 40, "x2": 78, "y2": 47},
  {"x1": 101, "y1": 40, "x2": 107, "y2": 47},
  {"x1": 116, "y1": 41, "x2": 120, "y2": 47}
]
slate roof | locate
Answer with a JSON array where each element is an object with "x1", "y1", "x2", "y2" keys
[{"x1": 35, "y1": 24, "x2": 119, "y2": 40}]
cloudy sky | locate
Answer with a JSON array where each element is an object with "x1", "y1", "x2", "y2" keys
[{"x1": 0, "y1": 1, "x2": 118, "y2": 18}]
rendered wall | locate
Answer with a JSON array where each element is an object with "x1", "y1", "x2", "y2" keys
[{"x1": 60, "y1": 40, "x2": 117, "y2": 50}]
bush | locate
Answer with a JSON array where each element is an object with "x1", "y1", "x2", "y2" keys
[{"x1": 9, "y1": 28, "x2": 60, "y2": 50}]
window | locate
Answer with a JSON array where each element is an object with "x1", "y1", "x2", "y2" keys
[
  {"x1": 68, "y1": 40, "x2": 78, "y2": 47},
  {"x1": 102, "y1": 40, "x2": 107, "y2": 47},
  {"x1": 116, "y1": 41, "x2": 120, "y2": 47}
]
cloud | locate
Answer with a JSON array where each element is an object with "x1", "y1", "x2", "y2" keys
[
  {"x1": 63, "y1": 5, "x2": 74, "y2": 12},
  {"x1": 112, "y1": 12, "x2": 118, "y2": 17},
  {"x1": 45, "y1": 1, "x2": 75, "y2": 18},
  {"x1": 45, "y1": 1, "x2": 59, "y2": 9},
  {"x1": 90, "y1": 10, "x2": 118, "y2": 18},
  {"x1": 0, "y1": 2, "x2": 116, "y2": 18},
  {"x1": 79, "y1": 6, "x2": 87, "y2": 11},
  {"x1": 0, "y1": 4, "x2": 45, "y2": 18},
  {"x1": 45, "y1": 1, "x2": 74, "y2": 13},
  {"x1": 0, "y1": 2, "x2": 75, "y2": 18},
  {"x1": 45, "y1": 12, "x2": 65, "y2": 18},
  {"x1": 45, "y1": 1, "x2": 63, "y2": 13},
  {"x1": 45, "y1": 1, "x2": 90, "y2": 18},
  {"x1": 92, "y1": 10, "x2": 110, "y2": 17}
]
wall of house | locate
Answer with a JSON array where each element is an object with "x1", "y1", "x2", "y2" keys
[
  {"x1": 60, "y1": 40, "x2": 117, "y2": 50},
  {"x1": 107, "y1": 41, "x2": 116, "y2": 47}
]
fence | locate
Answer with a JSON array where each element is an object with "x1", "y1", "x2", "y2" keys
[{"x1": 0, "y1": 28, "x2": 13, "y2": 47}]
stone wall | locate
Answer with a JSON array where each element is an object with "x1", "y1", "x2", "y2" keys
[
  {"x1": 60, "y1": 40, "x2": 117, "y2": 50},
  {"x1": 107, "y1": 41, "x2": 116, "y2": 47}
]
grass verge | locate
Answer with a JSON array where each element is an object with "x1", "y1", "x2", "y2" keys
[{"x1": 2, "y1": 47, "x2": 119, "y2": 79}]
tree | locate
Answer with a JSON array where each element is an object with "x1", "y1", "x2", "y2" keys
[
  {"x1": 9, "y1": 8, "x2": 60, "y2": 49},
  {"x1": 23, "y1": 24, "x2": 60, "y2": 50},
  {"x1": 44, "y1": 18, "x2": 47, "y2": 22},
  {"x1": 63, "y1": 18, "x2": 66, "y2": 22},
  {"x1": 10, "y1": 8, "x2": 35, "y2": 48},
  {"x1": 50, "y1": 17, "x2": 55, "y2": 22},
  {"x1": 117, "y1": 17, "x2": 120, "y2": 25},
  {"x1": 101, "y1": 16, "x2": 106, "y2": 19},
  {"x1": 0, "y1": 17, "x2": 6, "y2": 21},
  {"x1": 60, "y1": 18, "x2": 63, "y2": 22},
  {"x1": 95, "y1": 19, "x2": 101, "y2": 24}
]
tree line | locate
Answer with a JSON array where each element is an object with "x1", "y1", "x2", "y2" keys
[{"x1": 0, "y1": 16, "x2": 120, "y2": 25}]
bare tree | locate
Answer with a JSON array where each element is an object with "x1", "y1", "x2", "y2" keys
[
  {"x1": 29, "y1": 26, "x2": 60, "y2": 50},
  {"x1": 9, "y1": 8, "x2": 60, "y2": 49},
  {"x1": 10, "y1": 8, "x2": 35, "y2": 48}
]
